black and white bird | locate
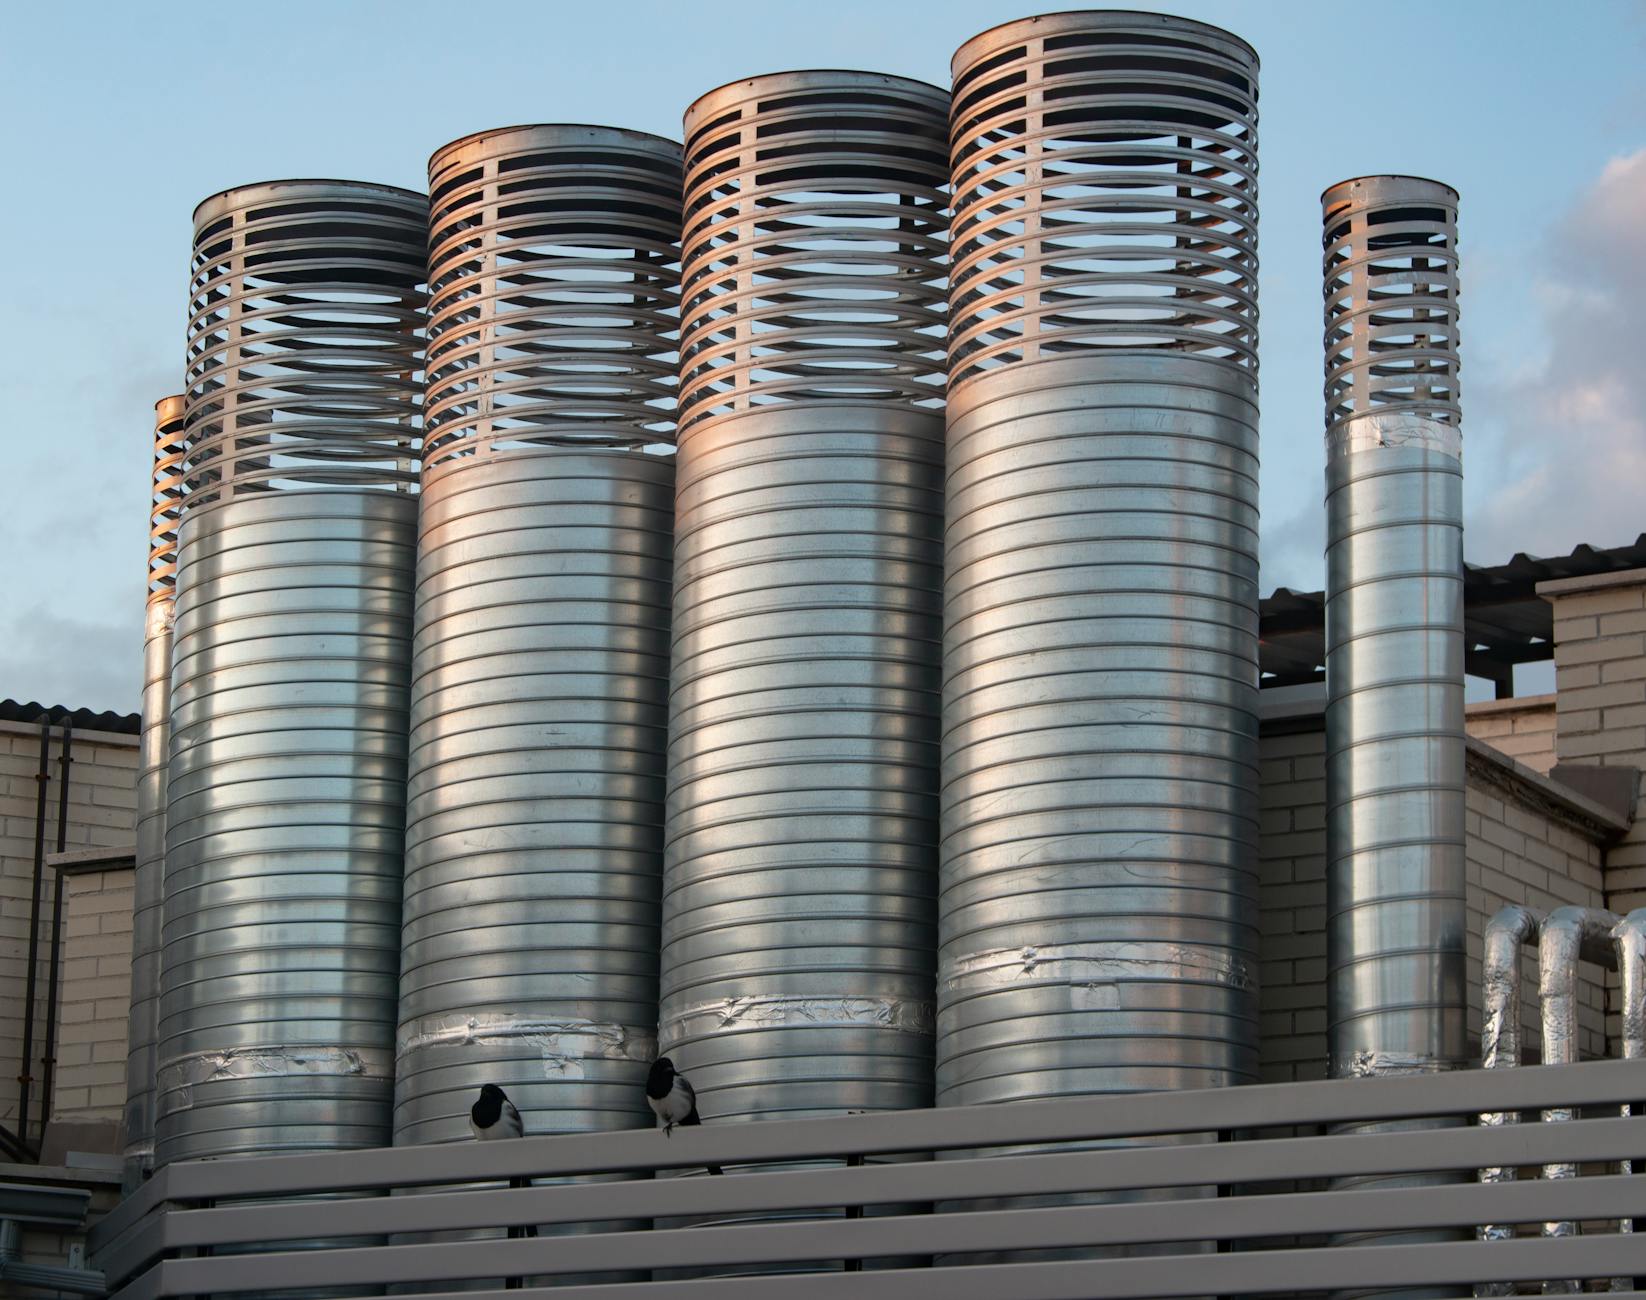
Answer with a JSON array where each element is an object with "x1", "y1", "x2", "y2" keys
[
  {"x1": 470, "y1": 1083, "x2": 524, "y2": 1141},
  {"x1": 470, "y1": 1084, "x2": 536, "y2": 1251},
  {"x1": 646, "y1": 1057, "x2": 722, "y2": 1176}
]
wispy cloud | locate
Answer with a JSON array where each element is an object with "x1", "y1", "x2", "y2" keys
[{"x1": 1467, "y1": 149, "x2": 1646, "y2": 563}]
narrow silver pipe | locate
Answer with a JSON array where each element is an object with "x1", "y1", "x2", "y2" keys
[
  {"x1": 1476, "y1": 905, "x2": 1541, "y2": 1293},
  {"x1": 1323, "y1": 175, "x2": 1467, "y2": 1081},
  {"x1": 1322, "y1": 174, "x2": 1465, "y2": 1300},
  {"x1": 1537, "y1": 904, "x2": 1621, "y2": 1288},
  {"x1": 124, "y1": 397, "x2": 186, "y2": 1192}
]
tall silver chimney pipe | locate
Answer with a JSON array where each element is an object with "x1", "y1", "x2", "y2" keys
[
  {"x1": 941, "y1": 8, "x2": 1262, "y2": 1112},
  {"x1": 1322, "y1": 175, "x2": 1466, "y2": 1081},
  {"x1": 396, "y1": 125, "x2": 683, "y2": 1146},
  {"x1": 1322, "y1": 175, "x2": 1465, "y2": 1295},
  {"x1": 660, "y1": 71, "x2": 950, "y2": 1124},
  {"x1": 157, "y1": 180, "x2": 426, "y2": 1164}
]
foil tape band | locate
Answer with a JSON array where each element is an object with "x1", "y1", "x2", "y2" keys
[
  {"x1": 1327, "y1": 1050, "x2": 1455, "y2": 1080},
  {"x1": 661, "y1": 995, "x2": 936, "y2": 1049},
  {"x1": 156, "y1": 1046, "x2": 393, "y2": 1116},
  {"x1": 943, "y1": 942, "x2": 1254, "y2": 998},
  {"x1": 396, "y1": 1014, "x2": 658, "y2": 1080},
  {"x1": 1327, "y1": 411, "x2": 1461, "y2": 463}
]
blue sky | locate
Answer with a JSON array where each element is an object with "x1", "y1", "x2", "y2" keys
[{"x1": 2, "y1": 0, "x2": 1643, "y2": 711}]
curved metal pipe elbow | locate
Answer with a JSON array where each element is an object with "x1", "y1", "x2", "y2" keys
[
  {"x1": 1536, "y1": 906, "x2": 1622, "y2": 1268},
  {"x1": 1538, "y1": 906, "x2": 1622, "y2": 1069},
  {"x1": 1613, "y1": 910, "x2": 1646, "y2": 1061},
  {"x1": 1482, "y1": 905, "x2": 1541, "y2": 1073}
]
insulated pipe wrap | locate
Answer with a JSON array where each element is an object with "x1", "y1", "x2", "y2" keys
[
  {"x1": 126, "y1": 395, "x2": 186, "y2": 1186},
  {"x1": 1322, "y1": 176, "x2": 1466, "y2": 1080},
  {"x1": 396, "y1": 448, "x2": 675, "y2": 1143},
  {"x1": 660, "y1": 72, "x2": 950, "y2": 1122},
  {"x1": 157, "y1": 489, "x2": 416, "y2": 1164}
]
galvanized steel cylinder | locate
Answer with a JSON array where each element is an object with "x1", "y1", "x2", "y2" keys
[
  {"x1": 661, "y1": 71, "x2": 950, "y2": 1122},
  {"x1": 124, "y1": 393, "x2": 185, "y2": 1189},
  {"x1": 184, "y1": 180, "x2": 426, "y2": 505},
  {"x1": 397, "y1": 124, "x2": 684, "y2": 1146},
  {"x1": 159, "y1": 490, "x2": 417, "y2": 1163},
  {"x1": 939, "y1": 11, "x2": 1262, "y2": 1111},
  {"x1": 1322, "y1": 175, "x2": 1466, "y2": 1080},
  {"x1": 156, "y1": 180, "x2": 426, "y2": 1164}
]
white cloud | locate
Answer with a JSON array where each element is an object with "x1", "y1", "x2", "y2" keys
[{"x1": 1468, "y1": 149, "x2": 1646, "y2": 563}]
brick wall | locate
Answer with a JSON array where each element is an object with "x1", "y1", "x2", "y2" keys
[
  {"x1": 49, "y1": 866, "x2": 135, "y2": 1123},
  {"x1": 1257, "y1": 714, "x2": 1613, "y2": 1080},
  {"x1": 1257, "y1": 720, "x2": 1328, "y2": 1083},
  {"x1": 1541, "y1": 568, "x2": 1646, "y2": 914},
  {"x1": 0, "y1": 720, "x2": 139, "y2": 1140},
  {"x1": 1463, "y1": 741, "x2": 1612, "y2": 1063},
  {"x1": 1466, "y1": 694, "x2": 1558, "y2": 775}
]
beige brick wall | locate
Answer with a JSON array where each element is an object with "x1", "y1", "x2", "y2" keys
[
  {"x1": 1466, "y1": 693, "x2": 1558, "y2": 774},
  {"x1": 48, "y1": 867, "x2": 135, "y2": 1123},
  {"x1": 1257, "y1": 722, "x2": 1328, "y2": 1083},
  {"x1": 1541, "y1": 569, "x2": 1646, "y2": 914},
  {"x1": 1463, "y1": 743, "x2": 1610, "y2": 1063},
  {"x1": 1257, "y1": 718, "x2": 1612, "y2": 1080},
  {"x1": 0, "y1": 720, "x2": 139, "y2": 1137}
]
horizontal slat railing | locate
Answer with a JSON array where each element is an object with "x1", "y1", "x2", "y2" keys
[{"x1": 94, "y1": 1059, "x2": 1646, "y2": 1299}]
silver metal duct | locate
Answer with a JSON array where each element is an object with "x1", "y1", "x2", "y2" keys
[
  {"x1": 124, "y1": 394, "x2": 186, "y2": 1191},
  {"x1": 1537, "y1": 905, "x2": 1621, "y2": 1274},
  {"x1": 1323, "y1": 175, "x2": 1466, "y2": 1080},
  {"x1": 940, "y1": 11, "x2": 1262, "y2": 1112},
  {"x1": 660, "y1": 71, "x2": 949, "y2": 1124},
  {"x1": 1477, "y1": 904, "x2": 1542, "y2": 1283},
  {"x1": 1618, "y1": 910, "x2": 1646, "y2": 1064},
  {"x1": 159, "y1": 489, "x2": 417, "y2": 1163},
  {"x1": 183, "y1": 180, "x2": 426, "y2": 507},
  {"x1": 156, "y1": 179, "x2": 426, "y2": 1165},
  {"x1": 397, "y1": 124, "x2": 683, "y2": 1147}
]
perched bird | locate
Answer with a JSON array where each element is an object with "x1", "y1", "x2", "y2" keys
[
  {"x1": 470, "y1": 1083, "x2": 537, "y2": 1251},
  {"x1": 646, "y1": 1057, "x2": 722, "y2": 1176},
  {"x1": 470, "y1": 1083, "x2": 524, "y2": 1141}
]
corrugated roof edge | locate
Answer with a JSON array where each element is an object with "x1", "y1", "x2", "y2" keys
[{"x1": 0, "y1": 699, "x2": 141, "y2": 735}]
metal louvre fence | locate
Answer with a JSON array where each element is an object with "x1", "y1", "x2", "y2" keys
[{"x1": 92, "y1": 1060, "x2": 1646, "y2": 1298}]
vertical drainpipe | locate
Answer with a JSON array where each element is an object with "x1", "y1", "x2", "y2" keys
[
  {"x1": 17, "y1": 723, "x2": 52, "y2": 1154},
  {"x1": 1322, "y1": 176, "x2": 1467, "y2": 1293},
  {"x1": 40, "y1": 723, "x2": 72, "y2": 1139}
]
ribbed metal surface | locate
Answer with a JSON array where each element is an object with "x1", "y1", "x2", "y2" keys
[
  {"x1": 156, "y1": 487, "x2": 416, "y2": 1165},
  {"x1": 938, "y1": 352, "x2": 1261, "y2": 1106},
  {"x1": 395, "y1": 127, "x2": 683, "y2": 1154},
  {"x1": 125, "y1": 394, "x2": 187, "y2": 1187},
  {"x1": 948, "y1": 11, "x2": 1259, "y2": 390},
  {"x1": 1322, "y1": 175, "x2": 1466, "y2": 1081},
  {"x1": 660, "y1": 72, "x2": 949, "y2": 1124},
  {"x1": 396, "y1": 448, "x2": 675, "y2": 1144},
  {"x1": 185, "y1": 180, "x2": 427, "y2": 504},
  {"x1": 939, "y1": 11, "x2": 1262, "y2": 1113},
  {"x1": 424, "y1": 125, "x2": 682, "y2": 467}
]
